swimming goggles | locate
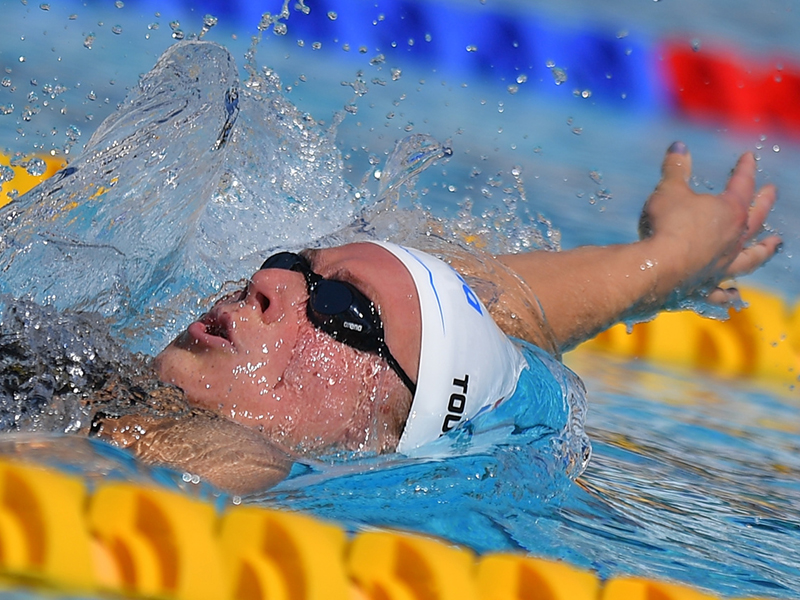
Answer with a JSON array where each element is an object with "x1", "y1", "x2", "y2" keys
[{"x1": 259, "y1": 252, "x2": 417, "y2": 395}]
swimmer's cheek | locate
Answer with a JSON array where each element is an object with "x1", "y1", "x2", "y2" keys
[{"x1": 93, "y1": 414, "x2": 292, "y2": 495}]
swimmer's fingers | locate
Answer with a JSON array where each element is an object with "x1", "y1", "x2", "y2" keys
[
  {"x1": 721, "y1": 152, "x2": 757, "y2": 213},
  {"x1": 725, "y1": 235, "x2": 783, "y2": 277},
  {"x1": 744, "y1": 184, "x2": 777, "y2": 240},
  {"x1": 659, "y1": 141, "x2": 693, "y2": 187},
  {"x1": 707, "y1": 286, "x2": 740, "y2": 306}
]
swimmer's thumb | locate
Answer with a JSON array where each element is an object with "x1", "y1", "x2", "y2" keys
[{"x1": 661, "y1": 141, "x2": 692, "y2": 185}]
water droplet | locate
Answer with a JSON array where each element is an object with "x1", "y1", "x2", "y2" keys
[
  {"x1": 327, "y1": 11, "x2": 337, "y2": 20},
  {"x1": 203, "y1": 14, "x2": 218, "y2": 28},
  {"x1": 171, "y1": 29, "x2": 185, "y2": 40},
  {"x1": 18, "y1": 56, "x2": 26, "y2": 63},
  {"x1": 773, "y1": 144, "x2": 780, "y2": 153},
  {"x1": 39, "y1": 3, "x2": 49, "y2": 10},
  {"x1": 1, "y1": 78, "x2": 10, "y2": 87},
  {"x1": 370, "y1": 54, "x2": 385, "y2": 65},
  {"x1": 273, "y1": 22, "x2": 287, "y2": 35},
  {"x1": 311, "y1": 41, "x2": 322, "y2": 50},
  {"x1": 507, "y1": 84, "x2": 519, "y2": 95},
  {"x1": 0, "y1": 165, "x2": 14, "y2": 183},
  {"x1": 551, "y1": 66, "x2": 567, "y2": 85},
  {"x1": 516, "y1": 73, "x2": 527, "y2": 84},
  {"x1": 691, "y1": 38, "x2": 701, "y2": 52},
  {"x1": 169, "y1": 20, "x2": 180, "y2": 30},
  {"x1": 147, "y1": 22, "x2": 159, "y2": 30},
  {"x1": 83, "y1": 34, "x2": 95, "y2": 49},
  {"x1": 115, "y1": 0, "x2": 124, "y2": 7},
  {"x1": 466, "y1": 45, "x2": 478, "y2": 53},
  {"x1": 390, "y1": 68, "x2": 402, "y2": 81},
  {"x1": 24, "y1": 157, "x2": 46, "y2": 176},
  {"x1": 111, "y1": 25, "x2": 123, "y2": 34}
]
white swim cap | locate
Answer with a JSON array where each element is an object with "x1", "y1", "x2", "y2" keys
[{"x1": 370, "y1": 242, "x2": 527, "y2": 453}]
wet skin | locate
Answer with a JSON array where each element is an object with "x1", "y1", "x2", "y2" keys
[{"x1": 154, "y1": 242, "x2": 422, "y2": 451}]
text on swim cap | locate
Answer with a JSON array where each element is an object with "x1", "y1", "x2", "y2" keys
[{"x1": 442, "y1": 374, "x2": 469, "y2": 433}]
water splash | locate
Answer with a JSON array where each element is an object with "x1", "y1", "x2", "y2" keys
[
  {"x1": 0, "y1": 42, "x2": 356, "y2": 354},
  {"x1": 376, "y1": 133, "x2": 453, "y2": 204}
]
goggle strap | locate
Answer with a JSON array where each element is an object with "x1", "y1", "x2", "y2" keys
[{"x1": 381, "y1": 348, "x2": 417, "y2": 395}]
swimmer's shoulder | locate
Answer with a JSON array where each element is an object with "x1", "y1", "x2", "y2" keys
[{"x1": 409, "y1": 237, "x2": 559, "y2": 355}]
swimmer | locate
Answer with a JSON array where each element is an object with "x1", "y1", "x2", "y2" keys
[{"x1": 91, "y1": 142, "x2": 780, "y2": 494}]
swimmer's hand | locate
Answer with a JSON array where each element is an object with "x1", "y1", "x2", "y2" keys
[
  {"x1": 498, "y1": 143, "x2": 781, "y2": 351},
  {"x1": 92, "y1": 412, "x2": 292, "y2": 495},
  {"x1": 638, "y1": 143, "x2": 781, "y2": 307}
]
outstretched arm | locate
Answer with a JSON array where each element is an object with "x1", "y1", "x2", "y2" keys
[{"x1": 498, "y1": 143, "x2": 782, "y2": 352}]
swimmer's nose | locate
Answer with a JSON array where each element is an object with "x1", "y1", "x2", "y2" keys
[{"x1": 244, "y1": 268, "x2": 308, "y2": 323}]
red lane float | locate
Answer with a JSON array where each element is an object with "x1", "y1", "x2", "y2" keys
[{"x1": 662, "y1": 41, "x2": 800, "y2": 133}]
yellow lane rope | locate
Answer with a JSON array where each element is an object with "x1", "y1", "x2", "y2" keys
[{"x1": 0, "y1": 458, "x2": 781, "y2": 600}]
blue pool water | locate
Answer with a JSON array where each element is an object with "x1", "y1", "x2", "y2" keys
[{"x1": 1, "y1": 1, "x2": 800, "y2": 598}]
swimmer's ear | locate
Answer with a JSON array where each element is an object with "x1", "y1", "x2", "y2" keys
[{"x1": 660, "y1": 141, "x2": 693, "y2": 186}]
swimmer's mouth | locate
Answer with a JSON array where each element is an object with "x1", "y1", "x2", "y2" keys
[{"x1": 201, "y1": 313, "x2": 231, "y2": 342}]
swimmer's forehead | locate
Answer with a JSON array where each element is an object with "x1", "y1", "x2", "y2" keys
[{"x1": 304, "y1": 243, "x2": 422, "y2": 386}]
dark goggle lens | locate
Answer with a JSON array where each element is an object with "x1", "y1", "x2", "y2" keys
[
  {"x1": 260, "y1": 251, "x2": 309, "y2": 272},
  {"x1": 308, "y1": 281, "x2": 381, "y2": 353}
]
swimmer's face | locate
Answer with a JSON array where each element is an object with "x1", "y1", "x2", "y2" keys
[{"x1": 154, "y1": 243, "x2": 421, "y2": 453}]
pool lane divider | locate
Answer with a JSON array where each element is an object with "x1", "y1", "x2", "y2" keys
[
  {"x1": 279, "y1": 0, "x2": 800, "y2": 133},
  {"x1": 0, "y1": 154, "x2": 66, "y2": 209},
  {"x1": 0, "y1": 457, "x2": 781, "y2": 600},
  {"x1": 574, "y1": 285, "x2": 800, "y2": 390}
]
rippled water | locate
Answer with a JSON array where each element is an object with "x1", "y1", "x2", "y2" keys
[{"x1": 1, "y1": 2, "x2": 800, "y2": 599}]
